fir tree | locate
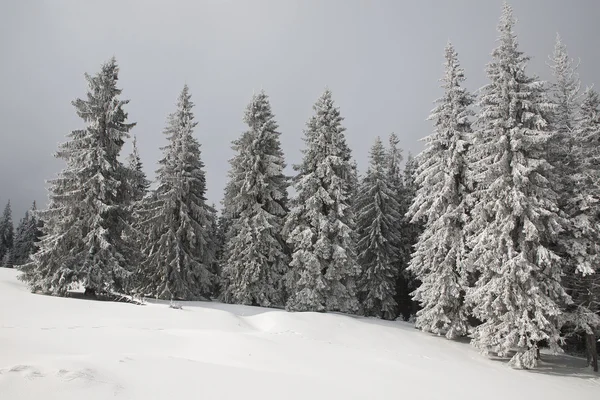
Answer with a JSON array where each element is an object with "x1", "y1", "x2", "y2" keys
[
  {"x1": 221, "y1": 91, "x2": 289, "y2": 307},
  {"x1": 561, "y1": 88, "x2": 600, "y2": 371},
  {"x1": 20, "y1": 58, "x2": 136, "y2": 295},
  {"x1": 547, "y1": 36, "x2": 599, "y2": 370},
  {"x1": 465, "y1": 3, "x2": 569, "y2": 369},
  {"x1": 385, "y1": 134, "x2": 412, "y2": 320},
  {"x1": 408, "y1": 42, "x2": 474, "y2": 338},
  {"x1": 356, "y1": 137, "x2": 403, "y2": 320},
  {"x1": 0, "y1": 200, "x2": 14, "y2": 264},
  {"x1": 398, "y1": 152, "x2": 423, "y2": 318},
  {"x1": 547, "y1": 35, "x2": 582, "y2": 257},
  {"x1": 284, "y1": 89, "x2": 360, "y2": 313},
  {"x1": 13, "y1": 202, "x2": 42, "y2": 266},
  {"x1": 136, "y1": 85, "x2": 215, "y2": 300}
]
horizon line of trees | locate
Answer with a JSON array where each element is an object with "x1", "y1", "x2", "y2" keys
[{"x1": 6, "y1": 2, "x2": 599, "y2": 372}]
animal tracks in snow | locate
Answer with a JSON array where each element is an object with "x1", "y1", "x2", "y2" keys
[{"x1": 0, "y1": 363, "x2": 124, "y2": 394}]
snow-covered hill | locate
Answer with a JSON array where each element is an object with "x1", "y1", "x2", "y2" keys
[{"x1": 0, "y1": 268, "x2": 598, "y2": 399}]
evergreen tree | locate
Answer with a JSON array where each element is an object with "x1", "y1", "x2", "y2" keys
[
  {"x1": 284, "y1": 89, "x2": 360, "y2": 313},
  {"x1": 136, "y1": 85, "x2": 215, "y2": 300},
  {"x1": 13, "y1": 202, "x2": 42, "y2": 266},
  {"x1": 356, "y1": 137, "x2": 402, "y2": 320},
  {"x1": 547, "y1": 35, "x2": 582, "y2": 260},
  {"x1": 386, "y1": 134, "x2": 413, "y2": 320},
  {"x1": 0, "y1": 200, "x2": 14, "y2": 264},
  {"x1": 122, "y1": 136, "x2": 150, "y2": 292},
  {"x1": 561, "y1": 88, "x2": 600, "y2": 371},
  {"x1": 399, "y1": 153, "x2": 424, "y2": 317},
  {"x1": 465, "y1": 3, "x2": 569, "y2": 369},
  {"x1": 20, "y1": 58, "x2": 136, "y2": 295},
  {"x1": 221, "y1": 91, "x2": 289, "y2": 307},
  {"x1": 547, "y1": 36, "x2": 599, "y2": 370},
  {"x1": 126, "y1": 135, "x2": 150, "y2": 203},
  {"x1": 408, "y1": 42, "x2": 474, "y2": 338}
]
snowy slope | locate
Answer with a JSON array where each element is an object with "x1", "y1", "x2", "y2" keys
[{"x1": 0, "y1": 268, "x2": 598, "y2": 399}]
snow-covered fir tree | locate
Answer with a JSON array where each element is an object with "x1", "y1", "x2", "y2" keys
[
  {"x1": 546, "y1": 35, "x2": 582, "y2": 249},
  {"x1": 136, "y1": 85, "x2": 215, "y2": 300},
  {"x1": 397, "y1": 152, "x2": 423, "y2": 318},
  {"x1": 465, "y1": 3, "x2": 569, "y2": 369},
  {"x1": 0, "y1": 200, "x2": 14, "y2": 265},
  {"x1": 20, "y1": 58, "x2": 136, "y2": 295},
  {"x1": 561, "y1": 87, "x2": 600, "y2": 371},
  {"x1": 408, "y1": 42, "x2": 474, "y2": 338},
  {"x1": 218, "y1": 130, "x2": 250, "y2": 299},
  {"x1": 12, "y1": 202, "x2": 42, "y2": 266},
  {"x1": 355, "y1": 137, "x2": 403, "y2": 320},
  {"x1": 284, "y1": 89, "x2": 360, "y2": 313},
  {"x1": 122, "y1": 135, "x2": 150, "y2": 292},
  {"x1": 126, "y1": 135, "x2": 150, "y2": 204},
  {"x1": 385, "y1": 134, "x2": 412, "y2": 320},
  {"x1": 547, "y1": 37, "x2": 599, "y2": 370},
  {"x1": 221, "y1": 91, "x2": 289, "y2": 307}
]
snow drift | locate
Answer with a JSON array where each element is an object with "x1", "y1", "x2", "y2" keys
[{"x1": 0, "y1": 268, "x2": 598, "y2": 399}]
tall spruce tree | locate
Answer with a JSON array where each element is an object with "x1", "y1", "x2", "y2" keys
[
  {"x1": 123, "y1": 136, "x2": 150, "y2": 292},
  {"x1": 547, "y1": 36, "x2": 599, "y2": 370},
  {"x1": 13, "y1": 202, "x2": 41, "y2": 266},
  {"x1": 400, "y1": 153, "x2": 423, "y2": 316},
  {"x1": 136, "y1": 85, "x2": 215, "y2": 300},
  {"x1": 0, "y1": 200, "x2": 14, "y2": 265},
  {"x1": 562, "y1": 88, "x2": 600, "y2": 371},
  {"x1": 284, "y1": 89, "x2": 360, "y2": 313},
  {"x1": 356, "y1": 137, "x2": 403, "y2": 320},
  {"x1": 547, "y1": 35, "x2": 582, "y2": 265},
  {"x1": 221, "y1": 91, "x2": 289, "y2": 307},
  {"x1": 386, "y1": 134, "x2": 413, "y2": 320},
  {"x1": 465, "y1": 3, "x2": 569, "y2": 369},
  {"x1": 20, "y1": 58, "x2": 136, "y2": 295},
  {"x1": 408, "y1": 42, "x2": 474, "y2": 338}
]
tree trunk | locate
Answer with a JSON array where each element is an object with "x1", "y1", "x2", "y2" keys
[{"x1": 586, "y1": 333, "x2": 598, "y2": 373}]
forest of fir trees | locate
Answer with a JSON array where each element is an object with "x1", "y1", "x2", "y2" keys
[{"x1": 4, "y1": 2, "x2": 599, "y2": 372}]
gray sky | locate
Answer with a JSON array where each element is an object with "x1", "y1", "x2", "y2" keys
[{"x1": 1, "y1": 0, "x2": 599, "y2": 220}]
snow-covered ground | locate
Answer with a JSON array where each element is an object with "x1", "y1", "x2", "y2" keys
[{"x1": 0, "y1": 268, "x2": 598, "y2": 399}]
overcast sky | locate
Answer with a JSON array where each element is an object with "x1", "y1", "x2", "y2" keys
[{"x1": 1, "y1": 0, "x2": 599, "y2": 219}]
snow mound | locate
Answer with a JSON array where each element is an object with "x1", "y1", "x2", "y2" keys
[{"x1": 0, "y1": 268, "x2": 598, "y2": 399}]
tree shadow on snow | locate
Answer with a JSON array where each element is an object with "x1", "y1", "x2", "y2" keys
[
  {"x1": 528, "y1": 353, "x2": 599, "y2": 380},
  {"x1": 486, "y1": 351, "x2": 599, "y2": 380}
]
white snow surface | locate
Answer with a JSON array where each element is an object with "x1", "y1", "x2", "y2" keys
[{"x1": 1, "y1": 268, "x2": 598, "y2": 399}]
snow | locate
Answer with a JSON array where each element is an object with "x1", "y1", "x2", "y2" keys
[{"x1": 0, "y1": 268, "x2": 598, "y2": 399}]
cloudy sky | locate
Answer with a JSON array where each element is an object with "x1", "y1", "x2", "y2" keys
[{"x1": 1, "y1": 0, "x2": 599, "y2": 219}]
